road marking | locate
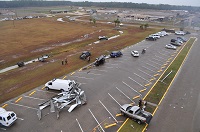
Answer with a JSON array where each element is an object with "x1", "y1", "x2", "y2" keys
[
  {"x1": 99, "y1": 100, "x2": 118, "y2": 123},
  {"x1": 89, "y1": 109, "x2": 105, "y2": 132},
  {"x1": 17, "y1": 117, "x2": 24, "y2": 120},
  {"x1": 87, "y1": 73, "x2": 101, "y2": 76},
  {"x1": 41, "y1": 86, "x2": 45, "y2": 90},
  {"x1": 0, "y1": 128, "x2": 6, "y2": 131},
  {"x1": 104, "y1": 123, "x2": 117, "y2": 128},
  {"x1": 2, "y1": 104, "x2": 8, "y2": 108},
  {"x1": 79, "y1": 68, "x2": 82, "y2": 71},
  {"x1": 106, "y1": 66, "x2": 114, "y2": 69},
  {"x1": 71, "y1": 72, "x2": 75, "y2": 76},
  {"x1": 15, "y1": 97, "x2": 22, "y2": 103},
  {"x1": 29, "y1": 91, "x2": 36, "y2": 96},
  {"x1": 149, "y1": 78, "x2": 155, "y2": 81},
  {"x1": 144, "y1": 83, "x2": 151, "y2": 87},
  {"x1": 139, "y1": 89, "x2": 147, "y2": 92},
  {"x1": 134, "y1": 73, "x2": 150, "y2": 83},
  {"x1": 132, "y1": 95, "x2": 140, "y2": 100},
  {"x1": 142, "y1": 66, "x2": 156, "y2": 72},
  {"x1": 157, "y1": 69, "x2": 163, "y2": 72},
  {"x1": 110, "y1": 63, "x2": 118, "y2": 66},
  {"x1": 145, "y1": 62, "x2": 159, "y2": 69},
  {"x1": 154, "y1": 73, "x2": 160, "y2": 77},
  {"x1": 76, "y1": 119, "x2": 84, "y2": 132},
  {"x1": 117, "y1": 118, "x2": 129, "y2": 132},
  {"x1": 155, "y1": 55, "x2": 165, "y2": 60},
  {"x1": 108, "y1": 93, "x2": 121, "y2": 106},
  {"x1": 23, "y1": 95, "x2": 46, "y2": 101},
  {"x1": 92, "y1": 69, "x2": 107, "y2": 72},
  {"x1": 152, "y1": 58, "x2": 163, "y2": 62},
  {"x1": 116, "y1": 113, "x2": 122, "y2": 117},
  {"x1": 123, "y1": 81, "x2": 142, "y2": 97},
  {"x1": 158, "y1": 51, "x2": 168, "y2": 56},
  {"x1": 9, "y1": 102, "x2": 38, "y2": 110},
  {"x1": 138, "y1": 69, "x2": 155, "y2": 79},
  {"x1": 128, "y1": 77, "x2": 147, "y2": 89},
  {"x1": 63, "y1": 76, "x2": 67, "y2": 79},
  {"x1": 148, "y1": 60, "x2": 162, "y2": 66},
  {"x1": 116, "y1": 87, "x2": 135, "y2": 104},
  {"x1": 36, "y1": 89, "x2": 57, "y2": 94},
  {"x1": 71, "y1": 76, "x2": 94, "y2": 80}
]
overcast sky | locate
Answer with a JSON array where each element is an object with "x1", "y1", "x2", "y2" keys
[{"x1": 71, "y1": 0, "x2": 200, "y2": 7}]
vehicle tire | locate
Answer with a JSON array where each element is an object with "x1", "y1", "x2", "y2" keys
[
  {"x1": 61, "y1": 89, "x2": 65, "y2": 92},
  {"x1": 45, "y1": 87, "x2": 49, "y2": 90},
  {"x1": 137, "y1": 120, "x2": 141, "y2": 125}
]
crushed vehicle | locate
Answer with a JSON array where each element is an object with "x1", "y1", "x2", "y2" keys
[
  {"x1": 120, "y1": 104, "x2": 152, "y2": 124},
  {"x1": 177, "y1": 36, "x2": 187, "y2": 42},
  {"x1": 38, "y1": 81, "x2": 86, "y2": 120},
  {"x1": 110, "y1": 51, "x2": 123, "y2": 58},
  {"x1": 45, "y1": 78, "x2": 77, "y2": 92},
  {"x1": 80, "y1": 51, "x2": 91, "y2": 60},
  {"x1": 38, "y1": 55, "x2": 49, "y2": 62},
  {"x1": 0, "y1": 107, "x2": 17, "y2": 127},
  {"x1": 170, "y1": 39, "x2": 182, "y2": 46},
  {"x1": 94, "y1": 55, "x2": 105, "y2": 66},
  {"x1": 17, "y1": 61, "x2": 25, "y2": 67},
  {"x1": 98, "y1": 36, "x2": 108, "y2": 40}
]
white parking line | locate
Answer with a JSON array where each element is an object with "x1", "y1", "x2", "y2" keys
[
  {"x1": 148, "y1": 60, "x2": 163, "y2": 66},
  {"x1": 87, "y1": 73, "x2": 101, "y2": 76},
  {"x1": 9, "y1": 102, "x2": 38, "y2": 110},
  {"x1": 134, "y1": 73, "x2": 150, "y2": 82},
  {"x1": 71, "y1": 76, "x2": 94, "y2": 80},
  {"x1": 155, "y1": 55, "x2": 165, "y2": 60},
  {"x1": 99, "y1": 100, "x2": 118, "y2": 123},
  {"x1": 108, "y1": 93, "x2": 121, "y2": 106},
  {"x1": 145, "y1": 62, "x2": 159, "y2": 69},
  {"x1": 36, "y1": 89, "x2": 57, "y2": 94},
  {"x1": 105, "y1": 66, "x2": 114, "y2": 69},
  {"x1": 158, "y1": 51, "x2": 168, "y2": 56},
  {"x1": 115, "y1": 87, "x2": 135, "y2": 103},
  {"x1": 92, "y1": 69, "x2": 107, "y2": 72},
  {"x1": 17, "y1": 117, "x2": 24, "y2": 120},
  {"x1": 23, "y1": 95, "x2": 46, "y2": 101},
  {"x1": 128, "y1": 77, "x2": 147, "y2": 89},
  {"x1": 76, "y1": 119, "x2": 84, "y2": 132},
  {"x1": 138, "y1": 69, "x2": 155, "y2": 79},
  {"x1": 152, "y1": 58, "x2": 163, "y2": 62},
  {"x1": 109, "y1": 63, "x2": 119, "y2": 66},
  {"x1": 122, "y1": 81, "x2": 142, "y2": 97},
  {"x1": 162, "y1": 49, "x2": 171, "y2": 54},
  {"x1": 88, "y1": 109, "x2": 105, "y2": 132},
  {"x1": 142, "y1": 66, "x2": 157, "y2": 72},
  {"x1": 0, "y1": 128, "x2": 6, "y2": 131}
]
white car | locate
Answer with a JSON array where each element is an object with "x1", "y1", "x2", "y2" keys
[
  {"x1": 131, "y1": 50, "x2": 139, "y2": 57},
  {"x1": 165, "y1": 44, "x2": 177, "y2": 50},
  {"x1": 175, "y1": 31, "x2": 185, "y2": 36},
  {"x1": 149, "y1": 34, "x2": 160, "y2": 39}
]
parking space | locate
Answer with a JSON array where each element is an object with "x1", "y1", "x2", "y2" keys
[{"x1": 1, "y1": 33, "x2": 190, "y2": 131}]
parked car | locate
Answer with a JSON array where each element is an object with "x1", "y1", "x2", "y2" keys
[
  {"x1": 98, "y1": 36, "x2": 108, "y2": 40},
  {"x1": 0, "y1": 107, "x2": 17, "y2": 127},
  {"x1": 120, "y1": 104, "x2": 153, "y2": 124},
  {"x1": 17, "y1": 61, "x2": 25, "y2": 67},
  {"x1": 38, "y1": 55, "x2": 49, "y2": 62},
  {"x1": 175, "y1": 31, "x2": 185, "y2": 36},
  {"x1": 146, "y1": 36, "x2": 157, "y2": 41},
  {"x1": 80, "y1": 51, "x2": 91, "y2": 60},
  {"x1": 110, "y1": 51, "x2": 123, "y2": 58},
  {"x1": 94, "y1": 55, "x2": 105, "y2": 66},
  {"x1": 177, "y1": 36, "x2": 187, "y2": 42},
  {"x1": 170, "y1": 39, "x2": 182, "y2": 46},
  {"x1": 149, "y1": 34, "x2": 160, "y2": 39},
  {"x1": 131, "y1": 50, "x2": 139, "y2": 57},
  {"x1": 165, "y1": 44, "x2": 177, "y2": 50}
]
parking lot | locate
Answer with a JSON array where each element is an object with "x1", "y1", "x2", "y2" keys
[{"x1": 1, "y1": 33, "x2": 188, "y2": 132}]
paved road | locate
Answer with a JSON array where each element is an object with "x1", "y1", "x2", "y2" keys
[{"x1": 147, "y1": 33, "x2": 200, "y2": 132}]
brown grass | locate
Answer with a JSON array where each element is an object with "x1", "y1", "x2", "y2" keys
[{"x1": 0, "y1": 16, "x2": 158, "y2": 104}]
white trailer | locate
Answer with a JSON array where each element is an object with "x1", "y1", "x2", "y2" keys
[
  {"x1": 0, "y1": 107, "x2": 17, "y2": 127},
  {"x1": 45, "y1": 79, "x2": 76, "y2": 91}
]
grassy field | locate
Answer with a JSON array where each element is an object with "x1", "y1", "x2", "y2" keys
[
  {"x1": 0, "y1": 12, "x2": 159, "y2": 104},
  {"x1": 118, "y1": 37, "x2": 196, "y2": 132}
]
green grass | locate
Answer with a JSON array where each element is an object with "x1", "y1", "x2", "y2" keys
[{"x1": 118, "y1": 37, "x2": 196, "y2": 132}]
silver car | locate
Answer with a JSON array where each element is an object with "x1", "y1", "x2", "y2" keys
[{"x1": 165, "y1": 44, "x2": 177, "y2": 50}]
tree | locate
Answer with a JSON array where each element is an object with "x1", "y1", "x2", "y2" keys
[
  {"x1": 92, "y1": 18, "x2": 96, "y2": 25},
  {"x1": 114, "y1": 18, "x2": 120, "y2": 27}
]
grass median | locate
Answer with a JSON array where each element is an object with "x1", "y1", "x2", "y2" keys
[{"x1": 118, "y1": 37, "x2": 196, "y2": 132}]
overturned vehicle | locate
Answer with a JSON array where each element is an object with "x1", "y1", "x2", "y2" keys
[{"x1": 94, "y1": 55, "x2": 105, "y2": 66}]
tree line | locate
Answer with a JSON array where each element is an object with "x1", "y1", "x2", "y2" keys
[{"x1": 0, "y1": 1, "x2": 199, "y2": 12}]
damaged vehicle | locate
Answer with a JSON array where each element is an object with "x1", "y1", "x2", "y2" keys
[
  {"x1": 120, "y1": 104, "x2": 153, "y2": 124},
  {"x1": 80, "y1": 51, "x2": 91, "y2": 60},
  {"x1": 94, "y1": 55, "x2": 105, "y2": 66}
]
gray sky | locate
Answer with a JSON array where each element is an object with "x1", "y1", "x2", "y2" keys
[{"x1": 72, "y1": 0, "x2": 200, "y2": 7}]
